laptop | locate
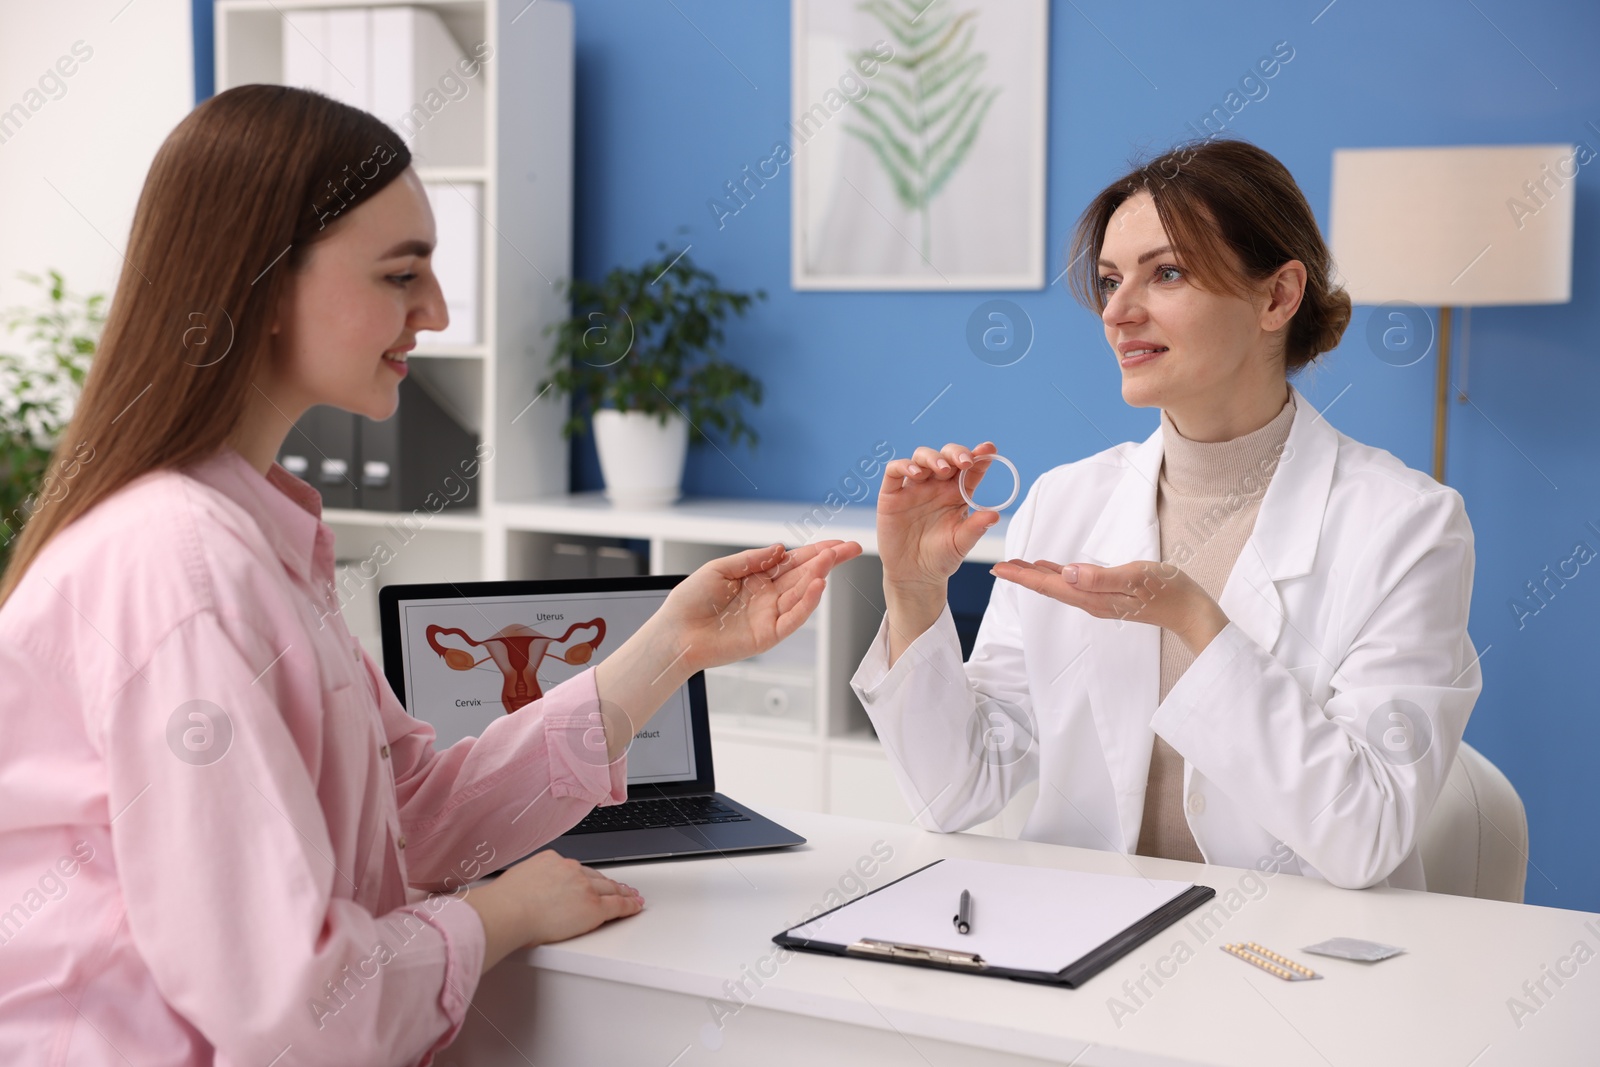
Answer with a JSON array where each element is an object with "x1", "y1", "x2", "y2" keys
[{"x1": 378, "y1": 574, "x2": 805, "y2": 865}]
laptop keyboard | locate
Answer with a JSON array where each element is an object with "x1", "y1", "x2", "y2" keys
[{"x1": 563, "y1": 795, "x2": 751, "y2": 836}]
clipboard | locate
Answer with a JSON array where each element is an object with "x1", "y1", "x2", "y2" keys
[{"x1": 773, "y1": 857, "x2": 1215, "y2": 988}]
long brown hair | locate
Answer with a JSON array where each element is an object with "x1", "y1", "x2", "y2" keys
[
  {"x1": 0, "y1": 85, "x2": 409, "y2": 605},
  {"x1": 1067, "y1": 138, "x2": 1351, "y2": 373}
]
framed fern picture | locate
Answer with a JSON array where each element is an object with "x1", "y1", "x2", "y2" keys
[{"x1": 790, "y1": 0, "x2": 1048, "y2": 290}]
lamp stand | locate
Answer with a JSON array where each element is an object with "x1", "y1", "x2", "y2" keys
[{"x1": 1433, "y1": 306, "x2": 1453, "y2": 484}]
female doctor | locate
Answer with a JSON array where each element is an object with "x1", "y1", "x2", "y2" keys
[{"x1": 854, "y1": 139, "x2": 1481, "y2": 891}]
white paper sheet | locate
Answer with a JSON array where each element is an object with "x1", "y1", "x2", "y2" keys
[{"x1": 786, "y1": 858, "x2": 1196, "y2": 975}]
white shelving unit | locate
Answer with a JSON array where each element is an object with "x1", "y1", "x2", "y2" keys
[
  {"x1": 216, "y1": 0, "x2": 574, "y2": 651},
  {"x1": 215, "y1": 0, "x2": 1034, "y2": 835},
  {"x1": 495, "y1": 495, "x2": 1035, "y2": 834},
  {"x1": 216, "y1": 0, "x2": 575, "y2": 526}
]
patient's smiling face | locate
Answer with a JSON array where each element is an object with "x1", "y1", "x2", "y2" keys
[
  {"x1": 268, "y1": 166, "x2": 448, "y2": 421},
  {"x1": 1096, "y1": 191, "x2": 1294, "y2": 439}
]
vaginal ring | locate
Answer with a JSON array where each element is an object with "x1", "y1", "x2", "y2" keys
[{"x1": 958, "y1": 454, "x2": 1020, "y2": 512}]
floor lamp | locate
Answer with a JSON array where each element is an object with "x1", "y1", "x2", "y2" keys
[{"x1": 1329, "y1": 145, "x2": 1576, "y2": 484}]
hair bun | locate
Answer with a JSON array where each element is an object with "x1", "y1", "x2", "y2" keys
[{"x1": 1310, "y1": 283, "x2": 1352, "y2": 359}]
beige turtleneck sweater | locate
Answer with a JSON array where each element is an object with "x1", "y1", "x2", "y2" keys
[{"x1": 1134, "y1": 391, "x2": 1296, "y2": 862}]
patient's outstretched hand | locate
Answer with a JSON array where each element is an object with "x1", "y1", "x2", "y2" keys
[
  {"x1": 591, "y1": 540, "x2": 862, "y2": 758},
  {"x1": 665, "y1": 540, "x2": 863, "y2": 673}
]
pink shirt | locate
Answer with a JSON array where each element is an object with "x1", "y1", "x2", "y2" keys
[{"x1": 0, "y1": 447, "x2": 627, "y2": 1066}]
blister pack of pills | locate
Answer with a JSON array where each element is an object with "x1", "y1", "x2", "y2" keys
[
  {"x1": 1221, "y1": 942, "x2": 1322, "y2": 981},
  {"x1": 1301, "y1": 937, "x2": 1406, "y2": 962}
]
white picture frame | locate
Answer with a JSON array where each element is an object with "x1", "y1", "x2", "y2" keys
[{"x1": 790, "y1": 0, "x2": 1048, "y2": 291}]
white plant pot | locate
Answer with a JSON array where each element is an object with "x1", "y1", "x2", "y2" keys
[{"x1": 592, "y1": 408, "x2": 688, "y2": 508}]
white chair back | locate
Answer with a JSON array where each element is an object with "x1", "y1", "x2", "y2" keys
[{"x1": 1418, "y1": 742, "x2": 1528, "y2": 902}]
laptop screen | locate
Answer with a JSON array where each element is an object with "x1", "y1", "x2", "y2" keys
[{"x1": 378, "y1": 578, "x2": 700, "y2": 787}]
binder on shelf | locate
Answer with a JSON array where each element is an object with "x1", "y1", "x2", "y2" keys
[
  {"x1": 275, "y1": 378, "x2": 476, "y2": 514},
  {"x1": 595, "y1": 545, "x2": 645, "y2": 577},
  {"x1": 280, "y1": 6, "x2": 484, "y2": 167},
  {"x1": 325, "y1": 8, "x2": 372, "y2": 110},
  {"x1": 370, "y1": 6, "x2": 484, "y2": 166},
  {"x1": 544, "y1": 541, "x2": 645, "y2": 579},
  {"x1": 278, "y1": 405, "x2": 358, "y2": 510},
  {"x1": 419, "y1": 181, "x2": 482, "y2": 347},
  {"x1": 281, "y1": 10, "x2": 332, "y2": 98},
  {"x1": 358, "y1": 375, "x2": 479, "y2": 513},
  {"x1": 774, "y1": 857, "x2": 1214, "y2": 988}
]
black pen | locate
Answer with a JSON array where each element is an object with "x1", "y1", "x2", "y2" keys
[{"x1": 953, "y1": 889, "x2": 973, "y2": 935}]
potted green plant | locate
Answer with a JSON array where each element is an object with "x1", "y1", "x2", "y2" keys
[
  {"x1": 0, "y1": 271, "x2": 104, "y2": 570},
  {"x1": 540, "y1": 243, "x2": 765, "y2": 507}
]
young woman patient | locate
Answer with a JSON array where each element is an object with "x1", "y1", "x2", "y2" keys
[
  {"x1": 0, "y1": 86, "x2": 858, "y2": 1065},
  {"x1": 857, "y1": 138, "x2": 1479, "y2": 893}
]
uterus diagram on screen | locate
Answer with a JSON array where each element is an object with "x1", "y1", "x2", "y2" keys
[{"x1": 426, "y1": 619, "x2": 608, "y2": 713}]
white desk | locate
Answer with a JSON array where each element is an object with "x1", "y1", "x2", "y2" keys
[{"x1": 449, "y1": 808, "x2": 1597, "y2": 1066}]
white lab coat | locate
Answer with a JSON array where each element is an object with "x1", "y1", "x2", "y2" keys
[{"x1": 853, "y1": 385, "x2": 1481, "y2": 891}]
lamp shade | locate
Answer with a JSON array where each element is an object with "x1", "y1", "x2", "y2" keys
[{"x1": 1329, "y1": 145, "x2": 1576, "y2": 307}]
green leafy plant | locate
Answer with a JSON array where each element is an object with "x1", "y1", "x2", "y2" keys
[
  {"x1": 0, "y1": 270, "x2": 104, "y2": 568},
  {"x1": 846, "y1": 0, "x2": 1001, "y2": 260},
  {"x1": 540, "y1": 243, "x2": 765, "y2": 448}
]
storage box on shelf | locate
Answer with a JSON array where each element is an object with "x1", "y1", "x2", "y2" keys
[
  {"x1": 330, "y1": 520, "x2": 484, "y2": 653},
  {"x1": 706, "y1": 664, "x2": 817, "y2": 731}
]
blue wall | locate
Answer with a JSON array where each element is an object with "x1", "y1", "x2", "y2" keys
[
  {"x1": 197, "y1": 0, "x2": 1600, "y2": 912},
  {"x1": 562, "y1": 0, "x2": 1600, "y2": 915}
]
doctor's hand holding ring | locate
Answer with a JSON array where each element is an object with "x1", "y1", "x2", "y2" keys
[
  {"x1": 876, "y1": 440, "x2": 1010, "y2": 666},
  {"x1": 990, "y1": 558, "x2": 1230, "y2": 656},
  {"x1": 878, "y1": 441, "x2": 1007, "y2": 592}
]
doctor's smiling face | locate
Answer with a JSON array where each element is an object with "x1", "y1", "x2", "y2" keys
[
  {"x1": 264, "y1": 166, "x2": 447, "y2": 423},
  {"x1": 1096, "y1": 190, "x2": 1304, "y2": 441}
]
